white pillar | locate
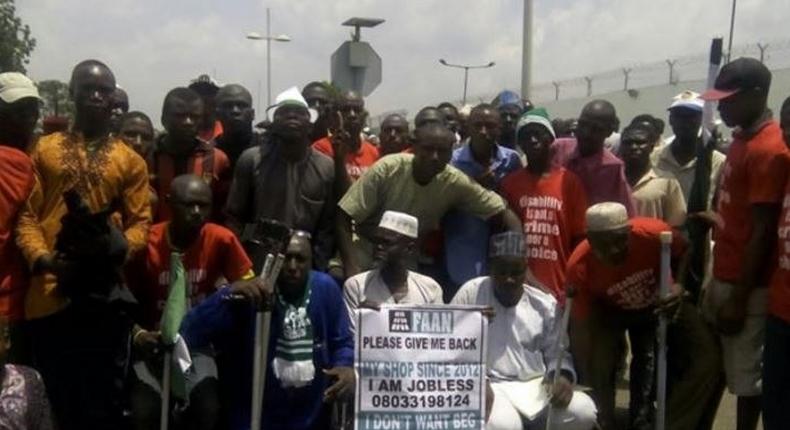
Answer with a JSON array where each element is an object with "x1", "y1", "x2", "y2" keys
[{"x1": 521, "y1": 0, "x2": 533, "y2": 99}]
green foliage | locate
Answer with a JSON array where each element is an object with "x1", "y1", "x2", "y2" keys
[
  {"x1": 38, "y1": 79, "x2": 74, "y2": 119},
  {"x1": 0, "y1": 0, "x2": 36, "y2": 73}
]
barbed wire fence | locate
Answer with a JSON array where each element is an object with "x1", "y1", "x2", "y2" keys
[{"x1": 473, "y1": 38, "x2": 790, "y2": 105}]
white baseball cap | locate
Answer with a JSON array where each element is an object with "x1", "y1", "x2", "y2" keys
[
  {"x1": 266, "y1": 86, "x2": 318, "y2": 123},
  {"x1": 0, "y1": 72, "x2": 41, "y2": 104},
  {"x1": 586, "y1": 202, "x2": 629, "y2": 232},
  {"x1": 668, "y1": 90, "x2": 704, "y2": 112},
  {"x1": 379, "y1": 210, "x2": 419, "y2": 239}
]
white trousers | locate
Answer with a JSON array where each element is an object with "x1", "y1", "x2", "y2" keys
[{"x1": 487, "y1": 383, "x2": 597, "y2": 430}]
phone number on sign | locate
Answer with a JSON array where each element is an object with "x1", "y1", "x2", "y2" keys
[{"x1": 371, "y1": 394, "x2": 472, "y2": 409}]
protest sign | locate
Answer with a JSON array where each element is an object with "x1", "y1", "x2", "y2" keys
[{"x1": 354, "y1": 305, "x2": 488, "y2": 430}]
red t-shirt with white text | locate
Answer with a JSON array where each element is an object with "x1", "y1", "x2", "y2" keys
[
  {"x1": 566, "y1": 218, "x2": 685, "y2": 319},
  {"x1": 313, "y1": 137, "x2": 380, "y2": 181},
  {"x1": 501, "y1": 167, "x2": 588, "y2": 300}
]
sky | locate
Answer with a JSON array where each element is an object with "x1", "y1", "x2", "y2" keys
[{"x1": 16, "y1": 0, "x2": 790, "y2": 123}]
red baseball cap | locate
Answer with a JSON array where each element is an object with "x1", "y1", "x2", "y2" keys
[{"x1": 701, "y1": 57, "x2": 771, "y2": 101}]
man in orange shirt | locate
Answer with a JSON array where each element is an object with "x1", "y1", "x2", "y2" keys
[
  {"x1": 127, "y1": 174, "x2": 256, "y2": 430},
  {"x1": 0, "y1": 72, "x2": 41, "y2": 357},
  {"x1": 568, "y1": 203, "x2": 688, "y2": 430},
  {"x1": 699, "y1": 58, "x2": 788, "y2": 430},
  {"x1": 763, "y1": 96, "x2": 790, "y2": 429},
  {"x1": 312, "y1": 90, "x2": 379, "y2": 198},
  {"x1": 501, "y1": 108, "x2": 587, "y2": 302},
  {"x1": 149, "y1": 87, "x2": 231, "y2": 222}
]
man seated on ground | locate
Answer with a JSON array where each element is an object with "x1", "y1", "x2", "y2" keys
[
  {"x1": 226, "y1": 87, "x2": 335, "y2": 270},
  {"x1": 344, "y1": 211, "x2": 442, "y2": 332},
  {"x1": 567, "y1": 203, "x2": 688, "y2": 430},
  {"x1": 126, "y1": 174, "x2": 254, "y2": 430},
  {"x1": 0, "y1": 316, "x2": 55, "y2": 429},
  {"x1": 180, "y1": 231, "x2": 354, "y2": 430},
  {"x1": 501, "y1": 108, "x2": 588, "y2": 302},
  {"x1": 336, "y1": 123, "x2": 523, "y2": 278},
  {"x1": 378, "y1": 113, "x2": 410, "y2": 156},
  {"x1": 452, "y1": 232, "x2": 596, "y2": 430},
  {"x1": 149, "y1": 87, "x2": 231, "y2": 222},
  {"x1": 621, "y1": 122, "x2": 687, "y2": 227},
  {"x1": 553, "y1": 100, "x2": 636, "y2": 215}
]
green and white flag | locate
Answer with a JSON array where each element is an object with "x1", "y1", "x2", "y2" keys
[{"x1": 160, "y1": 251, "x2": 189, "y2": 399}]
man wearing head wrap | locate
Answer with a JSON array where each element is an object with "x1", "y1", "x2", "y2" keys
[
  {"x1": 501, "y1": 108, "x2": 588, "y2": 302},
  {"x1": 452, "y1": 232, "x2": 596, "y2": 430},
  {"x1": 343, "y1": 211, "x2": 443, "y2": 333},
  {"x1": 225, "y1": 86, "x2": 336, "y2": 270},
  {"x1": 442, "y1": 103, "x2": 522, "y2": 299},
  {"x1": 566, "y1": 203, "x2": 700, "y2": 430}
]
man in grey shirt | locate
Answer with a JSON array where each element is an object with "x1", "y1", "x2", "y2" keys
[{"x1": 225, "y1": 87, "x2": 335, "y2": 270}]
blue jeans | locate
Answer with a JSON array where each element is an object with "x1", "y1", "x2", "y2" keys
[{"x1": 763, "y1": 315, "x2": 790, "y2": 429}]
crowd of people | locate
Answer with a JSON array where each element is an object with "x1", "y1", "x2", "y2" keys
[{"x1": 0, "y1": 54, "x2": 788, "y2": 430}]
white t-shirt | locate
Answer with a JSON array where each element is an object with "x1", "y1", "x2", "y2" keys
[{"x1": 343, "y1": 269, "x2": 443, "y2": 333}]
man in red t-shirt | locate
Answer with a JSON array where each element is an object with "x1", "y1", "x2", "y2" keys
[
  {"x1": 312, "y1": 90, "x2": 379, "y2": 198},
  {"x1": 126, "y1": 174, "x2": 256, "y2": 430},
  {"x1": 502, "y1": 108, "x2": 587, "y2": 301},
  {"x1": 567, "y1": 203, "x2": 687, "y2": 430},
  {"x1": 699, "y1": 58, "x2": 789, "y2": 430},
  {"x1": 0, "y1": 73, "x2": 40, "y2": 356},
  {"x1": 764, "y1": 96, "x2": 790, "y2": 428}
]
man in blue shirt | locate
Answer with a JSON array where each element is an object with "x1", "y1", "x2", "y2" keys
[
  {"x1": 180, "y1": 231, "x2": 354, "y2": 430},
  {"x1": 442, "y1": 103, "x2": 523, "y2": 301}
]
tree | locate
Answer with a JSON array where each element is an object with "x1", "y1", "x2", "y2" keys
[
  {"x1": 38, "y1": 80, "x2": 74, "y2": 119},
  {"x1": 0, "y1": 0, "x2": 36, "y2": 73}
]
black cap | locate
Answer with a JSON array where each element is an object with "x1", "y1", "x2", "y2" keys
[{"x1": 701, "y1": 57, "x2": 771, "y2": 101}]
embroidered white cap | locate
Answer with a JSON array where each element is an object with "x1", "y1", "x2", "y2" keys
[
  {"x1": 379, "y1": 210, "x2": 419, "y2": 239},
  {"x1": 586, "y1": 202, "x2": 629, "y2": 232},
  {"x1": 0, "y1": 72, "x2": 41, "y2": 103},
  {"x1": 668, "y1": 90, "x2": 704, "y2": 112}
]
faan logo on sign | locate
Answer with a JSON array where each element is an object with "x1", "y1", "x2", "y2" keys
[{"x1": 388, "y1": 309, "x2": 454, "y2": 334}]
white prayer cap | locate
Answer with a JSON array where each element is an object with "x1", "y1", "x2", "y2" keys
[
  {"x1": 267, "y1": 86, "x2": 318, "y2": 123},
  {"x1": 668, "y1": 90, "x2": 704, "y2": 112},
  {"x1": 586, "y1": 202, "x2": 629, "y2": 232},
  {"x1": 379, "y1": 211, "x2": 419, "y2": 239},
  {"x1": 0, "y1": 72, "x2": 41, "y2": 103}
]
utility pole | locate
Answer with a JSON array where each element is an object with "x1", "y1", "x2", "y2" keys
[{"x1": 521, "y1": 0, "x2": 533, "y2": 99}]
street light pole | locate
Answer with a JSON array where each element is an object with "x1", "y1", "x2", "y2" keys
[
  {"x1": 266, "y1": 7, "x2": 272, "y2": 107},
  {"x1": 438, "y1": 59, "x2": 495, "y2": 106},
  {"x1": 727, "y1": 0, "x2": 737, "y2": 62},
  {"x1": 246, "y1": 9, "x2": 291, "y2": 116}
]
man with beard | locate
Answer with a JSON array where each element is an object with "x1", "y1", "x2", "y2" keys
[
  {"x1": 226, "y1": 87, "x2": 335, "y2": 270},
  {"x1": 343, "y1": 211, "x2": 442, "y2": 332},
  {"x1": 15, "y1": 60, "x2": 151, "y2": 429},
  {"x1": 336, "y1": 123, "x2": 522, "y2": 278}
]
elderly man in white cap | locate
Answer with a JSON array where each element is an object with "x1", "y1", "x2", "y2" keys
[
  {"x1": 565, "y1": 202, "x2": 702, "y2": 430},
  {"x1": 226, "y1": 86, "x2": 336, "y2": 271},
  {"x1": 452, "y1": 231, "x2": 597, "y2": 430},
  {"x1": 343, "y1": 210, "x2": 443, "y2": 332},
  {"x1": 0, "y1": 72, "x2": 41, "y2": 357}
]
